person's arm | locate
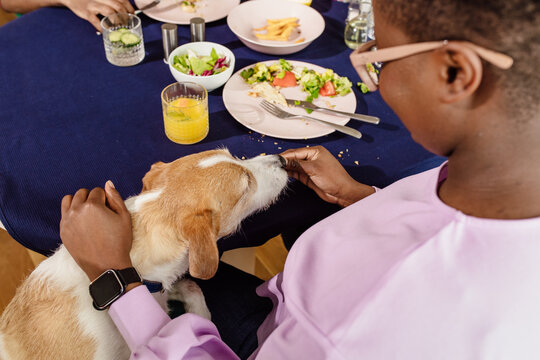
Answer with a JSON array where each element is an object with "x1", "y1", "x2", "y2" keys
[
  {"x1": 280, "y1": 146, "x2": 375, "y2": 207},
  {"x1": 1, "y1": 0, "x2": 134, "y2": 31},
  {"x1": 109, "y1": 286, "x2": 240, "y2": 359},
  {"x1": 60, "y1": 181, "x2": 239, "y2": 359}
]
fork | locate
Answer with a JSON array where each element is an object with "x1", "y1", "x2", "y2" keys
[{"x1": 260, "y1": 100, "x2": 362, "y2": 139}]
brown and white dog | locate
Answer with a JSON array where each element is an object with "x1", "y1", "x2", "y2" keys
[{"x1": 0, "y1": 149, "x2": 288, "y2": 360}]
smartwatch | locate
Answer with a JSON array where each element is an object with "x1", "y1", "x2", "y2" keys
[{"x1": 89, "y1": 268, "x2": 142, "y2": 311}]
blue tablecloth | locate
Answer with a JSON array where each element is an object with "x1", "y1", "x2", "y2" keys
[{"x1": 0, "y1": 0, "x2": 445, "y2": 255}]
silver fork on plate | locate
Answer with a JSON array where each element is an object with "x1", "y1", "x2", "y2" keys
[{"x1": 260, "y1": 100, "x2": 362, "y2": 139}]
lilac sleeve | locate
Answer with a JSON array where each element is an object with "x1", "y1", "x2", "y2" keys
[{"x1": 109, "y1": 286, "x2": 240, "y2": 360}]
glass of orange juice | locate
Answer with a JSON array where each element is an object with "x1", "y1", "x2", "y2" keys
[{"x1": 161, "y1": 82, "x2": 209, "y2": 144}]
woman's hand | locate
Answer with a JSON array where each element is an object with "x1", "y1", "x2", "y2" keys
[
  {"x1": 281, "y1": 146, "x2": 375, "y2": 207},
  {"x1": 60, "y1": 180, "x2": 134, "y2": 281},
  {"x1": 62, "y1": 0, "x2": 135, "y2": 31}
]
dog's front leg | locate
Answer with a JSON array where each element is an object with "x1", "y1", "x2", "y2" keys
[{"x1": 168, "y1": 278, "x2": 211, "y2": 320}]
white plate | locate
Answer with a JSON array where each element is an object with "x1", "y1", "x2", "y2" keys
[
  {"x1": 227, "y1": 0, "x2": 324, "y2": 55},
  {"x1": 135, "y1": 0, "x2": 240, "y2": 24},
  {"x1": 223, "y1": 61, "x2": 357, "y2": 139}
]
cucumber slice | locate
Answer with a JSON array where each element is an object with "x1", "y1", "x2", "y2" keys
[
  {"x1": 117, "y1": 28, "x2": 131, "y2": 33},
  {"x1": 108, "y1": 30, "x2": 123, "y2": 42},
  {"x1": 120, "y1": 33, "x2": 141, "y2": 47}
]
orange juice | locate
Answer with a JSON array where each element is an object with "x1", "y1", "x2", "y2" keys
[{"x1": 163, "y1": 97, "x2": 209, "y2": 144}]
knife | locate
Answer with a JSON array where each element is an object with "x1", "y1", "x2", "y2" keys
[
  {"x1": 135, "y1": 0, "x2": 161, "y2": 14},
  {"x1": 286, "y1": 99, "x2": 380, "y2": 125}
]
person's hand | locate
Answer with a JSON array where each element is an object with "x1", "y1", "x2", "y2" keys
[
  {"x1": 60, "y1": 180, "x2": 134, "y2": 281},
  {"x1": 62, "y1": 0, "x2": 135, "y2": 32},
  {"x1": 281, "y1": 146, "x2": 375, "y2": 207}
]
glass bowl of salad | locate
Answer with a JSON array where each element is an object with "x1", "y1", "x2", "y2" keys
[{"x1": 168, "y1": 42, "x2": 235, "y2": 92}]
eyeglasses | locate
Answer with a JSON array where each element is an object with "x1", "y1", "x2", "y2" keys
[{"x1": 350, "y1": 39, "x2": 514, "y2": 92}]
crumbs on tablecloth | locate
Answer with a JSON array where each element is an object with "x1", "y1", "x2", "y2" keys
[
  {"x1": 354, "y1": 161, "x2": 359, "y2": 165},
  {"x1": 260, "y1": 153, "x2": 266, "y2": 156}
]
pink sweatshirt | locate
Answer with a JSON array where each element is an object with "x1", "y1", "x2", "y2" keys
[{"x1": 110, "y1": 164, "x2": 540, "y2": 359}]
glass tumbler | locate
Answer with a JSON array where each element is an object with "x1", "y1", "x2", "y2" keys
[
  {"x1": 101, "y1": 13, "x2": 145, "y2": 66},
  {"x1": 161, "y1": 82, "x2": 209, "y2": 145}
]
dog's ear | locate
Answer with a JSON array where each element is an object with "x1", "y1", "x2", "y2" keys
[
  {"x1": 181, "y1": 209, "x2": 220, "y2": 280},
  {"x1": 142, "y1": 161, "x2": 166, "y2": 191}
]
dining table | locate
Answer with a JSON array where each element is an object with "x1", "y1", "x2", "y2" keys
[{"x1": 0, "y1": 0, "x2": 445, "y2": 256}]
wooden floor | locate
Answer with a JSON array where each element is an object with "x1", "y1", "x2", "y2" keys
[
  {"x1": 0, "y1": 7, "x2": 288, "y2": 316},
  {"x1": 0, "y1": 7, "x2": 16, "y2": 24},
  {"x1": 0, "y1": 229, "x2": 46, "y2": 313}
]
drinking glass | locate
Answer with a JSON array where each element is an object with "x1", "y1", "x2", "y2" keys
[
  {"x1": 344, "y1": 0, "x2": 374, "y2": 49},
  {"x1": 161, "y1": 82, "x2": 209, "y2": 145},
  {"x1": 101, "y1": 13, "x2": 145, "y2": 66}
]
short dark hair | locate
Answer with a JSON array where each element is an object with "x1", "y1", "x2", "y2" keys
[{"x1": 375, "y1": 0, "x2": 540, "y2": 121}]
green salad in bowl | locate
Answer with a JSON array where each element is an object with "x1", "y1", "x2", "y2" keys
[
  {"x1": 172, "y1": 48, "x2": 230, "y2": 76},
  {"x1": 167, "y1": 41, "x2": 235, "y2": 92}
]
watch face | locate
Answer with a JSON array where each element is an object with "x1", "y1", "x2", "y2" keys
[{"x1": 89, "y1": 270, "x2": 124, "y2": 309}]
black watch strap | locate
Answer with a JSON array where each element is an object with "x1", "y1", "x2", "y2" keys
[{"x1": 116, "y1": 267, "x2": 142, "y2": 286}]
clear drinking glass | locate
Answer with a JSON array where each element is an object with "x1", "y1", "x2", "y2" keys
[
  {"x1": 344, "y1": 0, "x2": 374, "y2": 49},
  {"x1": 101, "y1": 13, "x2": 145, "y2": 66},
  {"x1": 161, "y1": 82, "x2": 209, "y2": 145}
]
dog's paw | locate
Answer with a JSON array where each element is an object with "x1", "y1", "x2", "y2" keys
[{"x1": 168, "y1": 278, "x2": 211, "y2": 320}]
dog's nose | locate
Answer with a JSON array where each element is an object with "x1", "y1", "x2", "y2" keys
[{"x1": 277, "y1": 155, "x2": 287, "y2": 168}]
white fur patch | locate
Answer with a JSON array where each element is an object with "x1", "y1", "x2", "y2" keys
[
  {"x1": 197, "y1": 155, "x2": 238, "y2": 169},
  {"x1": 125, "y1": 189, "x2": 163, "y2": 213},
  {"x1": 143, "y1": 253, "x2": 189, "y2": 291},
  {"x1": 34, "y1": 246, "x2": 130, "y2": 359},
  {"x1": 215, "y1": 154, "x2": 288, "y2": 236},
  {"x1": 241, "y1": 155, "x2": 288, "y2": 213}
]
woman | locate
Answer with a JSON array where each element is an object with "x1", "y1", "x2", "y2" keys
[{"x1": 60, "y1": 0, "x2": 540, "y2": 358}]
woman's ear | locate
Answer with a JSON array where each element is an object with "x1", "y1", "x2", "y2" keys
[{"x1": 436, "y1": 42, "x2": 483, "y2": 104}]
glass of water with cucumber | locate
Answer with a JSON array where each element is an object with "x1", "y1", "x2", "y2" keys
[{"x1": 101, "y1": 13, "x2": 145, "y2": 66}]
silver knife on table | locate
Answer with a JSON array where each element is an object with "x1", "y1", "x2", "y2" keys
[{"x1": 286, "y1": 99, "x2": 380, "y2": 125}]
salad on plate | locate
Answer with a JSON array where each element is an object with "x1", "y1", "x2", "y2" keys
[{"x1": 240, "y1": 59, "x2": 353, "y2": 107}]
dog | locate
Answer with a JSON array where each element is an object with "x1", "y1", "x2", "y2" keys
[{"x1": 0, "y1": 149, "x2": 288, "y2": 360}]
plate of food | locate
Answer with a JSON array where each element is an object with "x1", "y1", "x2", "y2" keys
[
  {"x1": 227, "y1": 0, "x2": 324, "y2": 55},
  {"x1": 222, "y1": 59, "x2": 357, "y2": 139},
  {"x1": 134, "y1": 0, "x2": 240, "y2": 24}
]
